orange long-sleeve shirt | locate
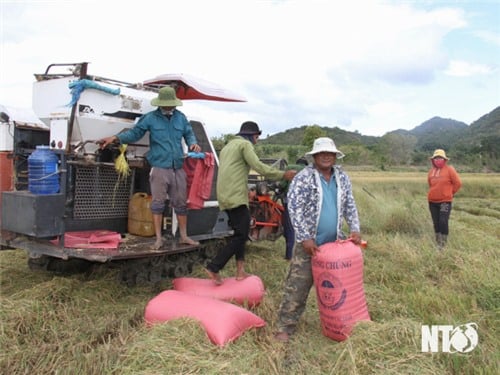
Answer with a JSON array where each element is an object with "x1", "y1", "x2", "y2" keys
[{"x1": 427, "y1": 164, "x2": 462, "y2": 203}]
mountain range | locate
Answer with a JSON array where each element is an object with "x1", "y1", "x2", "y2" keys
[{"x1": 260, "y1": 106, "x2": 500, "y2": 170}]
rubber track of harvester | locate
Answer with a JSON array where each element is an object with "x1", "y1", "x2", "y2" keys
[
  {"x1": 118, "y1": 239, "x2": 226, "y2": 287},
  {"x1": 28, "y1": 255, "x2": 93, "y2": 274}
]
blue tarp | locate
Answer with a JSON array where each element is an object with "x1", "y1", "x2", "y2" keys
[{"x1": 67, "y1": 79, "x2": 121, "y2": 107}]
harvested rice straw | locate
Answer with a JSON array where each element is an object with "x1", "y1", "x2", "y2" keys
[
  {"x1": 112, "y1": 144, "x2": 131, "y2": 207},
  {"x1": 115, "y1": 144, "x2": 131, "y2": 180}
]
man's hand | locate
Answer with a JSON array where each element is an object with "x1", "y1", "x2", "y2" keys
[
  {"x1": 189, "y1": 144, "x2": 201, "y2": 153},
  {"x1": 283, "y1": 170, "x2": 297, "y2": 181},
  {"x1": 349, "y1": 232, "x2": 361, "y2": 245},
  {"x1": 96, "y1": 136, "x2": 117, "y2": 149},
  {"x1": 302, "y1": 239, "x2": 319, "y2": 256}
]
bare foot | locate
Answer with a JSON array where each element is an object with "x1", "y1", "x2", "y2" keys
[
  {"x1": 180, "y1": 237, "x2": 200, "y2": 246},
  {"x1": 236, "y1": 272, "x2": 251, "y2": 281},
  {"x1": 151, "y1": 238, "x2": 163, "y2": 250},
  {"x1": 205, "y1": 268, "x2": 223, "y2": 285}
]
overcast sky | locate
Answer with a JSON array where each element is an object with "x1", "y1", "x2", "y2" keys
[{"x1": 1, "y1": 0, "x2": 499, "y2": 138}]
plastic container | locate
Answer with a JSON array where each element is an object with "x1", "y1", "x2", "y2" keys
[
  {"x1": 128, "y1": 192, "x2": 155, "y2": 237},
  {"x1": 28, "y1": 145, "x2": 60, "y2": 194}
]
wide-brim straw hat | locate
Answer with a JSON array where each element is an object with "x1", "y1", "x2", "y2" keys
[
  {"x1": 306, "y1": 137, "x2": 345, "y2": 159},
  {"x1": 151, "y1": 86, "x2": 183, "y2": 107},
  {"x1": 430, "y1": 149, "x2": 449, "y2": 160}
]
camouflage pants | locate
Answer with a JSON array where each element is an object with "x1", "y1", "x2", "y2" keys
[{"x1": 276, "y1": 242, "x2": 314, "y2": 335}]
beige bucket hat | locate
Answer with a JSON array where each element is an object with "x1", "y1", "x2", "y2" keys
[
  {"x1": 306, "y1": 137, "x2": 345, "y2": 159},
  {"x1": 430, "y1": 149, "x2": 449, "y2": 160}
]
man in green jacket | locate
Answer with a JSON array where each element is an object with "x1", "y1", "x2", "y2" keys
[{"x1": 205, "y1": 121, "x2": 296, "y2": 284}]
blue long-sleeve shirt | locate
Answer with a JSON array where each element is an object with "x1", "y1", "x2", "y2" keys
[{"x1": 116, "y1": 108, "x2": 197, "y2": 169}]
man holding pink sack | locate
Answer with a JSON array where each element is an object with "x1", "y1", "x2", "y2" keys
[{"x1": 274, "y1": 137, "x2": 361, "y2": 343}]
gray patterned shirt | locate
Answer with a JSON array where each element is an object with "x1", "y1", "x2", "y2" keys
[{"x1": 287, "y1": 164, "x2": 360, "y2": 243}]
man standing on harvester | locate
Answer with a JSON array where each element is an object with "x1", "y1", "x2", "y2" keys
[{"x1": 98, "y1": 86, "x2": 201, "y2": 250}]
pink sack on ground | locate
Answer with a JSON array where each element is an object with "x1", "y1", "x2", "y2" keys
[
  {"x1": 172, "y1": 275, "x2": 265, "y2": 308},
  {"x1": 312, "y1": 240, "x2": 371, "y2": 341},
  {"x1": 144, "y1": 290, "x2": 266, "y2": 346}
]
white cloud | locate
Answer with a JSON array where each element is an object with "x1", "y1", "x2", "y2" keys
[
  {"x1": 1, "y1": 0, "x2": 499, "y2": 137},
  {"x1": 444, "y1": 60, "x2": 495, "y2": 77},
  {"x1": 473, "y1": 30, "x2": 500, "y2": 47}
]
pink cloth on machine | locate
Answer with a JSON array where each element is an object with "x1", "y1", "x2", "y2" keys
[
  {"x1": 184, "y1": 152, "x2": 215, "y2": 209},
  {"x1": 51, "y1": 230, "x2": 122, "y2": 249}
]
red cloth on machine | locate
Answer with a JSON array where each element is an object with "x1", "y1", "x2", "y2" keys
[{"x1": 183, "y1": 152, "x2": 215, "y2": 209}]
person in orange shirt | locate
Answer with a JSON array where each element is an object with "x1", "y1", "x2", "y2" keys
[{"x1": 427, "y1": 149, "x2": 462, "y2": 249}]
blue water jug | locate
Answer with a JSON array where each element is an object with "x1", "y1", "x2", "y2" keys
[{"x1": 28, "y1": 145, "x2": 60, "y2": 194}]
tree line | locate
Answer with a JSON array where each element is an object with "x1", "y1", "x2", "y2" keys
[{"x1": 211, "y1": 122, "x2": 500, "y2": 172}]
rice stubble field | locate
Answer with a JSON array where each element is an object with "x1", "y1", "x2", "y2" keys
[{"x1": 1, "y1": 171, "x2": 498, "y2": 374}]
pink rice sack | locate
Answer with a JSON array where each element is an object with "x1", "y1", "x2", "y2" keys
[
  {"x1": 312, "y1": 240, "x2": 371, "y2": 341},
  {"x1": 144, "y1": 290, "x2": 266, "y2": 346},
  {"x1": 172, "y1": 275, "x2": 265, "y2": 308}
]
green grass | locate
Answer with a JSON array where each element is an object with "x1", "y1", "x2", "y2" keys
[{"x1": 1, "y1": 172, "x2": 499, "y2": 374}]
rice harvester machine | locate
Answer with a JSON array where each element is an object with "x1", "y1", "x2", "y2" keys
[{"x1": 0, "y1": 62, "x2": 287, "y2": 285}]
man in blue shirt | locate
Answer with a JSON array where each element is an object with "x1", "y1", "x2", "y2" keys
[{"x1": 98, "y1": 86, "x2": 201, "y2": 249}]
